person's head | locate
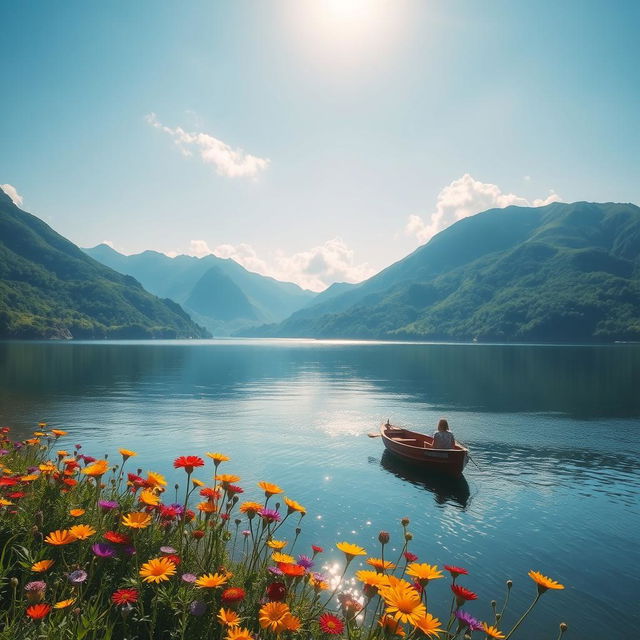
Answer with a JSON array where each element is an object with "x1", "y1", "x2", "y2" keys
[{"x1": 437, "y1": 419, "x2": 449, "y2": 432}]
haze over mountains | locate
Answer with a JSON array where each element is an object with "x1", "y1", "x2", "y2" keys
[
  {"x1": 247, "y1": 202, "x2": 640, "y2": 342},
  {"x1": 84, "y1": 245, "x2": 316, "y2": 335},
  {"x1": 0, "y1": 188, "x2": 207, "y2": 339}
]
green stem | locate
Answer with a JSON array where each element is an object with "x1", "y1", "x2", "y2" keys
[{"x1": 504, "y1": 593, "x2": 541, "y2": 640}]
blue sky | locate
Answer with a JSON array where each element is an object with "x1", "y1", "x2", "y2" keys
[{"x1": 1, "y1": 0, "x2": 639, "y2": 290}]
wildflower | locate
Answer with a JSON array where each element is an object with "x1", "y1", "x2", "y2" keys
[
  {"x1": 309, "y1": 574, "x2": 330, "y2": 591},
  {"x1": 160, "y1": 545, "x2": 177, "y2": 554},
  {"x1": 283, "y1": 613, "x2": 301, "y2": 631},
  {"x1": 196, "y1": 573, "x2": 228, "y2": 588},
  {"x1": 192, "y1": 529, "x2": 206, "y2": 539},
  {"x1": 198, "y1": 501, "x2": 217, "y2": 513},
  {"x1": 258, "y1": 508, "x2": 281, "y2": 523},
  {"x1": 258, "y1": 481, "x2": 283, "y2": 496},
  {"x1": 311, "y1": 544, "x2": 324, "y2": 554},
  {"x1": 367, "y1": 557, "x2": 396, "y2": 572},
  {"x1": 146, "y1": 471, "x2": 167, "y2": 487},
  {"x1": 239, "y1": 501, "x2": 262, "y2": 517},
  {"x1": 218, "y1": 607, "x2": 241, "y2": 626},
  {"x1": 174, "y1": 456, "x2": 205, "y2": 473},
  {"x1": 528, "y1": 570, "x2": 564, "y2": 593},
  {"x1": 356, "y1": 569, "x2": 388, "y2": 591},
  {"x1": 112, "y1": 589, "x2": 139, "y2": 605},
  {"x1": 406, "y1": 563, "x2": 444, "y2": 584},
  {"x1": 160, "y1": 505, "x2": 181, "y2": 520},
  {"x1": 31, "y1": 560, "x2": 54, "y2": 573},
  {"x1": 44, "y1": 529, "x2": 76, "y2": 546},
  {"x1": 206, "y1": 452, "x2": 230, "y2": 464},
  {"x1": 165, "y1": 554, "x2": 181, "y2": 566},
  {"x1": 319, "y1": 613, "x2": 345, "y2": 635},
  {"x1": 200, "y1": 487, "x2": 220, "y2": 499},
  {"x1": 182, "y1": 573, "x2": 197, "y2": 583},
  {"x1": 483, "y1": 623, "x2": 506, "y2": 638},
  {"x1": 25, "y1": 581, "x2": 46, "y2": 603},
  {"x1": 455, "y1": 609, "x2": 483, "y2": 631},
  {"x1": 444, "y1": 565, "x2": 468, "y2": 578},
  {"x1": 92, "y1": 543, "x2": 117, "y2": 558},
  {"x1": 451, "y1": 584, "x2": 478, "y2": 606},
  {"x1": 278, "y1": 562, "x2": 306, "y2": 577},
  {"x1": 272, "y1": 552, "x2": 295, "y2": 564},
  {"x1": 266, "y1": 581, "x2": 287, "y2": 601},
  {"x1": 50, "y1": 428, "x2": 66, "y2": 436},
  {"x1": 69, "y1": 508, "x2": 85, "y2": 517},
  {"x1": 380, "y1": 582, "x2": 426, "y2": 625},
  {"x1": 54, "y1": 598, "x2": 76, "y2": 609},
  {"x1": 297, "y1": 554, "x2": 314, "y2": 569},
  {"x1": 82, "y1": 459, "x2": 110, "y2": 477},
  {"x1": 190, "y1": 600, "x2": 207, "y2": 616},
  {"x1": 68, "y1": 570, "x2": 88, "y2": 584},
  {"x1": 403, "y1": 551, "x2": 418, "y2": 562},
  {"x1": 104, "y1": 531, "x2": 131, "y2": 545},
  {"x1": 216, "y1": 473, "x2": 241, "y2": 484},
  {"x1": 267, "y1": 539, "x2": 288, "y2": 550},
  {"x1": 69, "y1": 524, "x2": 96, "y2": 540},
  {"x1": 338, "y1": 594, "x2": 363, "y2": 614},
  {"x1": 336, "y1": 541, "x2": 367, "y2": 560},
  {"x1": 98, "y1": 499, "x2": 119, "y2": 511},
  {"x1": 221, "y1": 587, "x2": 246, "y2": 604},
  {"x1": 378, "y1": 615, "x2": 405, "y2": 636},
  {"x1": 259, "y1": 601, "x2": 291, "y2": 632},
  {"x1": 122, "y1": 512, "x2": 152, "y2": 529},
  {"x1": 226, "y1": 627, "x2": 254, "y2": 640},
  {"x1": 284, "y1": 497, "x2": 306, "y2": 514},
  {"x1": 413, "y1": 613, "x2": 443, "y2": 638},
  {"x1": 139, "y1": 557, "x2": 177, "y2": 583},
  {"x1": 139, "y1": 490, "x2": 160, "y2": 506},
  {"x1": 192, "y1": 477, "x2": 204, "y2": 487},
  {"x1": 119, "y1": 449, "x2": 137, "y2": 459},
  {"x1": 26, "y1": 603, "x2": 51, "y2": 619}
]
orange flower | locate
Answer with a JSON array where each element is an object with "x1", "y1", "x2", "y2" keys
[
  {"x1": 278, "y1": 562, "x2": 305, "y2": 577},
  {"x1": 207, "y1": 452, "x2": 230, "y2": 464},
  {"x1": 53, "y1": 598, "x2": 76, "y2": 609},
  {"x1": 216, "y1": 474, "x2": 241, "y2": 484},
  {"x1": 44, "y1": 529, "x2": 76, "y2": 546},
  {"x1": 196, "y1": 572, "x2": 228, "y2": 588},
  {"x1": 367, "y1": 557, "x2": 396, "y2": 572},
  {"x1": 68, "y1": 524, "x2": 96, "y2": 540},
  {"x1": 413, "y1": 613, "x2": 443, "y2": 638},
  {"x1": 284, "y1": 497, "x2": 306, "y2": 514},
  {"x1": 146, "y1": 471, "x2": 167, "y2": 487},
  {"x1": 239, "y1": 501, "x2": 263, "y2": 515},
  {"x1": 282, "y1": 613, "x2": 301, "y2": 631},
  {"x1": 226, "y1": 627, "x2": 254, "y2": 640},
  {"x1": 50, "y1": 429, "x2": 67, "y2": 437},
  {"x1": 271, "y1": 552, "x2": 295, "y2": 564},
  {"x1": 528, "y1": 570, "x2": 564, "y2": 593},
  {"x1": 482, "y1": 623, "x2": 506, "y2": 638},
  {"x1": 259, "y1": 602, "x2": 290, "y2": 632},
  {"x1": 378, "y1": 615, "x2": 406, "y2": 636},
  {"x1": 119, "y1": 449, "x2": 137, "y2": 459},
  {"x1": 197, "y1": 501, "x2": 217, "y2": 513},
  {"x1": 406, "y1": 563, "x2": 444, "y2": 583},
  {"x1": 122, "y1": 512, "x2": 152, "y2": 529},
  {"x1": 266, "y1": 539, "x2": 288, "y2": 550},
  {"x1": 139, "y1": 557, "x2": 177, "y2": 583},
  {"x1": 380, "y1": 582, "x2": 426, "y2": 625},
  {"x1": 218, "y1": 608, "x2": 241, "y2": 627},
  {"x1": 31, "y1": 559, "x2": 55, "y2": 572},
  {"x1": 26, "y1": 603, "x2": 51, "y2": 619},
  {"x1": 139, "y1": 489, "x2": 161, "y2": 506},
  {"x1": 82, "y1": 459, "x2": 110, "y2": 477},
  {"x1": 69, "y1": 508, "x2": 85, "y2": 517},
  {"x1": 336, "y1": 541, "x2": 367, "y2": 560},
  {"x1": 258, "y1": 481, "x2": 282, "y2": 496},
  {"x1": 356, "y1": 570, "x2": 388, "y2": 589}
]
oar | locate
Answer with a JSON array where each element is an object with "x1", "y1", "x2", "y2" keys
[
  {"x1": 367, "y1": 433, "x2": 381, "y2": 438},
  {"x1": 456, "y1": 439, "x2": 482, "y2": 471}
]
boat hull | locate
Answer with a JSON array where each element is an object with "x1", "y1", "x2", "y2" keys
[{"x1": 380, "y1": 423, "x2": 468, "y2": 477}]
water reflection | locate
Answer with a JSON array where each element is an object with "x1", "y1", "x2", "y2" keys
[{"x1": 377, "y1": 451, "x2": 471, "y2": 508}]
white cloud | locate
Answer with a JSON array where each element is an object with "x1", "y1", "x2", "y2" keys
[
  {"x1": 405, "y1": 174, "x2": 563, "y2": 243},
  {"x1": 1, "y1": 184, "x2": 23, "y2": 206},
  {"x1": 145, "y1": 113, "x2": 270, "y2": 178},
  {"x1": 166, "y1": 238, "x2": 373, "y2": 291}
]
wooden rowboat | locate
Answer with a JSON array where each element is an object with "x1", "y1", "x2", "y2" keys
[{"x1": 380, "y1": 422, "x2": 469, "y2": 477}]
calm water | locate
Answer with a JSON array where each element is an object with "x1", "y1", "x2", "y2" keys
[{"x1": 1, "y1": 340, "x2": 639, "y2": 638}]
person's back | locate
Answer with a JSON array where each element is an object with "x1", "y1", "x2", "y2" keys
[{"x1": 432, "y1": 418, "x2": 455, "y2": 449}]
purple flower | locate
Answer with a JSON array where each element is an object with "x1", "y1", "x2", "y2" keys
[
  {"x1": 181, "y1": 573, "x2": 197, "y2": 583},
  {"x1": 312, "y1": 572, "x2": 328, "y2": 582},
  {"x1": 160, "y1": 546, "x2": 177, "y2": 555},
  {"x1": 13, "y1": 442, "x2": 23, "y2": 449},
  {"x1": 25, "y1": 581, "x2": 46, "y2": 593},
  {"x1": 98, "y1": 500, "x2": 119, "y2": 512},
  {"x1": 189, "y1": 600, "x2": 207, "y2": 616},
  {"x1": 92, "y1": 543, "x2": 116, "y2": 558},
  {"x1": 267, "y1": 566, "x2": 284, "y2": 576},
  {"x1": 258, "y1": 508, "x2": 281, "y2": 523},
  {"x1": 168, "y1": 503, "x2": 185, "y2": 515},
  {"x1": 68, "y1": 570, "x2": 88, "y2": 584},
  {"x1": 123, "y1": 546, "x2": 136, "y2": 556},
  {"x1": 75, "y1": 444, "x2": 82, "y2": 450},
  {"x1": 455, "y1": 609, "x2": 483, "y2": 631},
  {"x1": 27, "y1": 466, "x2": 38, "y2": 473},
  {"x1": 297, "y1": 555, "x2": 314, "y2": 569},
  {"x1": 0, "y1": 449, "x2": 9, "y2": 456}
]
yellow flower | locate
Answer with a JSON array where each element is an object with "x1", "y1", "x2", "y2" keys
[
  {"x1": 39, "y1": 462, "x2": 55, "y2": 473},
  {"x1": 356, "y1": 570, "x2": 388, "y2": 589},
  {"x1": 68, "y1": 524, "x2": 96, "y2": 540},
  {"x1": 20, "y1": 474, "x2": 39, "y2": 483},
  {"x1": 192, "y1": 478, "x2": 205, "y2": 487},
  {"x1": 139, "y1": 489, "x2": 161, "y2": 506},
  {"x1": 258, "y1": 481, "x2": 282, "y2": 496},
  {"x1": 413, "y1": 613, "x2": 443, "y2": 638},
  {"x1": 0, "y1": 498, "x2": 13, "y2": 506},
  {"x1": 216, "y1": 474, "x2": 241, "y2": 484},
  {"x1": 284, "y1": 497, "x2": 306, "y2": 514},
  {"x1": 266, "y1": 539, "x2": 288, "y2": 550},
  {"x1": 82, "y1": 459, "x2": 110, "y2": 477},
  {"x1": 54, "y1": 598, "x2": 76, "y2": 609},
  {"x1": 218, "y1": 608, "x2": 241, "y2": 627},
  {"x1": 406, "y1": 563, "x2": 444, "y2": 583},
  {"x1": 482, "y1": 623, "x2": 506, "y2": 638},
  {"x1": 122, "y1": 512, "x2": 152, "y2": 529},
  {"x1": 196, "y1": 572, "x2": 228, "y2": 588},
  {"x1": 207, "y1": 452, "x2": 230, "y2": 464},
  {"x1": 336, "y1": 541, "x2": 367, "y2": 560},
  {"x1": 26, "y1": 438, "x2": 40, "y2": 446},
  {"x1": 367, "y1": 557, "x2": 396, "y2": 572},
  {"x1": 31, "y1": 559, "x2": 55, "y2": 572},
  {"x1": 258, "y1": 602, "x2": 290, "y2": 632},
  {"x1": 528, "y1": 570, "x2": 564, "y2": 593},
  {"x1": 146, "y1": 471, "x2": 167, "y2": 487},
  {"x1": 226, "y1": 627, "x2": 253, "y2": 640},
  {"x1": 380, "y1": 582, "x2": 426, "y2": 625},
  {"x1": 309, "y1": 574, "x2": 330, "y2": 591},
  {"x1": 239, "y1": 501, "x2": 263, "y2": 515},
  {"x1": 271, "y1": 552, "x2": 295, "y2": 564},
  {"x1": 119, "y1": 448, "x2": 137, "y2": 459},
  {"x1": 139, "y1": 557, "x2": 177, "y2": 583},
  {"x1": 57, "y1": 450, "x2": 69, "y2": 458},
  {"x1": 69, "y1": 508, "x2": 85, "y2": 517},
  {"x1": 197, "y1": 501, "x2": 217, "y2": 513},
  {"x1": 50, "y1": 429, "x2": 67, "y2": 437},
  {"x1": 38, "y1": 422, "x2": 48, "y2": 428},
  {"x1": 44, "y1": 530, "x2": 76, "y2": 546}
]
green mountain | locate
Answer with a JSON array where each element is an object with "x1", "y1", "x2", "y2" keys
[
  {"x1": 249, "y1": 202, "x2": 640, "y2": 342},
  {"x1": 84, "y1": 244, "x2": 316, "y2": 335},
  {"x1": 0, "y1": 188, "x2": 209, "y2": 339}
]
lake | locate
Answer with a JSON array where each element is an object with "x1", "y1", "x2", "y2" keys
[{"x1": 1, "y1": 339, "x2": 638, "y2": 638}]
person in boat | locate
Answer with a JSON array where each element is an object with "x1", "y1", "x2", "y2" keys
[{"x1": 431, "y1": 418, "x2": 456, "y2": 449}]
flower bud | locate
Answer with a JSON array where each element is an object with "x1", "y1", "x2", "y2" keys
[
  {"x1": 401, "y1": 517, "x2": 410, "y2": 527},
  {"x1": 10, "y1": 577, "x2": 18, "y2": 587},
  {"x1": 234, "y1": 518, "x2": 241, "y2": 526},
  {"x1": 175, "y1": 483, "x2": 179, "y2": 491},
  {"x1": 378, "y1": 531, "x2": 390, "y2": 545},
  {"x1": 295, "y1": 527, "x2": 301, "y2": 535},
  {"x1": 506, "y1": 580, "x2": 513, "y2": 589},
  {"x1": 560, "y1": 622, "x2": 568, "y2": 633},
  {"x1": 491, "y1": 600, "x2": 496, "y2": 608},
  {"x1": 496, "y1": 613, "x2": 502, "y2": 622},
  {"x1": 404, "y1": 532, "x2": 413, "y2": 541}
]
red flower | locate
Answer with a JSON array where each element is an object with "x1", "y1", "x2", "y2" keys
[
  {"x1": 0, "y1": 477, "x2": 19, "y2": 487},
  {"x1": 200, "y1": 487, "x2": 220, "y2": 499},
  {"x1": 185, "y1": 509, "x2": 195, "y2": 522},
  {"x1": 221, "y1": 587, "x2": 246, "y2": 604},
  {"x1": 173, "y1": 456, "x2": 205, "y2": 473},
  {"x1": 403, "y1": 551, "x2": 419, "y2": 562},
  {"x1": 319, "y1": 613, "x2": 344, "y2": 635},
  {"x1": 192, "y1": 529, "x2": 206, "y2": 539},
  {"x1": 26, "y1": 603, "x2": 51, "y2": 619},
  {"x1": 82, "y1": 456, "x2": 97, "y2": 464},
  {"x1": 160, "y1": 506, "x2": 180, "y2": 520},
  {"x1": 444, "y1": 565, "x2": 469, "y2": 577},
  {"x1": 311, "y1": 545, "x2": 324, "y2": 553},
  {"x1": 226, "y1": 484, "x2": 244, "y2": 494},
  {"x1": 164, "y1": 554, "x2": 181, "y2": 565},
  {"x1": 111, "y1": 589, "x2": 139, "y2": 605},
  {"x1": 451, "y1": 584, "x2": 478, "y2": 605},
  {"x1": 266, "y1": 582, "x2": 287, "y2": 601},
  {"x1": 8, "y1": 491, "x2": 25, "y2": 499},
  {"x1": 278, "y1": 562, "x2": 306, "y2": 577},
  {"x1": 104, "y1": 531, "x2": 131, "y2": 545}
]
